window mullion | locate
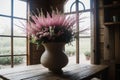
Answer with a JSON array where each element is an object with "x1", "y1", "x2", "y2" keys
[
  {"x1": 11, "y1": 0, "x2": 14, "y2": 68},
  {"x1": 26, "y1": 0, "x2": 30, "y2": 65},
  {"x1": 76, "y1": 0, "x2": 80, "y2": 64}
]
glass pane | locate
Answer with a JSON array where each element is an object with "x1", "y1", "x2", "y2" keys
[
  {"x1": 65, "y1": 40, "x2": 76, "y2": 64},
  {"x1": 0, "y1": 0, "x2": 11, "y2": 15},
  {"x1": 80, "y1": 38, "x2": 91, "y2": 64},
  {"x1": 14, "y1": 38, "x2": 26, "y2": 55},
  {"x1": 0, "y1": 37, "x2": 11, "y2": 55},
  {"x1": 0, "y1": 57, "x2": 11, "y2": 69},
  {"x1": 14, "y1": 0, "x2": 27, "y2": 18},
  {"x1": 79, "y1": 0, "x2": 90, "y2": 10},
  {"x1": 14, "y1": 56, "x2": 26, "y2": 67},
  {"x1": 79, "y1": 12, "x2": 91, "y2": 36},
  {"x1": 13, "y1": 19, "x2": 26, "y2": 36},
  {"x1": 66, "y1": 14, "x2": 76, "y2": 27},
  {"x1": 64, "y1": 0, "x2": 76, "y2": 13},
  {"x1": 0, "y1": 17, "x2": 11, "y2": 35}
]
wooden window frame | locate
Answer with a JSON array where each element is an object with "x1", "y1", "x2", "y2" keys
[
  {"x1": 0, "y1": 0, "x2": 28, "y2": 68},
  {"x1": 64, "y1": 0, "x2": 93, "y2": 64}
]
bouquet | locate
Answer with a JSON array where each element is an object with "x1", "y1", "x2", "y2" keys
[{"x1": 26, "y1": 11, "x2": 76, "y2": 45}]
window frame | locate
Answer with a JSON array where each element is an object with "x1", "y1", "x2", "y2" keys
[
  {"x1": 64, "y1": 0, "x2": 93, "y2": 63},
  {"x1": 0, "y1": 0, "x2": 28, "y2": 68}
]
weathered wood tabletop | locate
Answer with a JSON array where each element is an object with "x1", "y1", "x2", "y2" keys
[{"x1": 0, "y1": 64, "x2": 108, "y2": 80}]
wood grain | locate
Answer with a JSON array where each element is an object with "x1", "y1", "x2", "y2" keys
[{"x1": 0, "y1": 64, "x2": 108, "y2": 80}]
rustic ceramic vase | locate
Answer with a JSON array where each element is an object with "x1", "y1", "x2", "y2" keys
[{"x1": 41, "y1": 43, "x2": 68, "y2": 74}]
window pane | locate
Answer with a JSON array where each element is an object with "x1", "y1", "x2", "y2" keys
[
  {"x1": 14, "y1": 0, "x2": 27, "y2": 18},
  {"x1": 14, "y1": 56, "x2": 26, "y2": 67},
  {"x1": 13, "y1": 19, "x2": 26, "y2": 36},
  {"x1": 79, "y1": 0, "x2": 90, "y2": 10},
  {"x1": 14, "y1": 38, "x2": 26, "y2": 55},
  {"x1": 0, "y1": 57, "x2": 11, "y2": 69},
  {"x1": 64, "y1": 0, "x2": 76, "y2": 13},
  {"x1": 0, "y1": 37, "x2": 11, "y2": 55},
  {"x1": 0, "y1": 0, "x2": 11, "y2": 15},
  {"x1": 65, "y1": 14, "x2": 76, "y2": 64},
  {"x1": 79, "y1": 12, "x2": 91, "y2": 36},
  {"x1": 0, "y1": 17, "x2": 11, "y2": 35},
  {"x1": 65, "y1": 41, "x2": 76, "y2": 64},
  {"x1": 80, "y1": 38, "x2": 91, "y2": 53},
  {"x1": 80, "y1": 38, "x2": 91, "y2": 64},
  {"x1": 66, "y1": 14, "x2": 76, "y2": 27}
]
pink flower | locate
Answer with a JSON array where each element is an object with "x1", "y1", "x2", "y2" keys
[{"x1": 25, "y1": 10, "x2": 77, "y2": 45}]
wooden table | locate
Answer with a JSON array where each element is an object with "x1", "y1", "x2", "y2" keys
[{"x1": 0, "y1": 64, "x2": 108, "y2": 80}]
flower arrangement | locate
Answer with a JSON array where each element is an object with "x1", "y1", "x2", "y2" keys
[{"x1": 26, "y1": 11, "x2": 76, "y2": 45}]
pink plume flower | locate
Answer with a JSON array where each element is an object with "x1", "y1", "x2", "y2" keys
[{"x1": 25, "y1": 11, "x2": 77, "y2": 45}]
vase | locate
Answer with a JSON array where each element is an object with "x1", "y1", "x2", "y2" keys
[{"x1": 41, "y1": 42, "x2": 68, "y2": 74}]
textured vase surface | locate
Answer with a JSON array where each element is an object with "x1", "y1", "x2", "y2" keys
[{"x1": 41, "y1": 43, "x2": 68, "y2": 74}]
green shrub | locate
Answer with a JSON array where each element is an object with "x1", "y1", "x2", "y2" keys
[
  {"x1": 65, "y1": 50, "x2": 75, "y2": 56},
  {"x1": 0, "y1": 57, "x2": 23, "y2": 65},
  {"x1": 14, "y1": 57, "x2": 24, "y2": 64},
  {"x1": 84, "y1": 51, "x2": 90, "y2": 57}
]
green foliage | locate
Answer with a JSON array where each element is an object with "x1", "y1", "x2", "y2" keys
[
  {"x1": 0, "y1": 57, "x2": 23, "y2": 65},
  {"x1": 84, "y1": 51, "x2": 90, "y2": 56},
  {"x1": 14, "y1": 57, "x2": 24, "y2": 64},
  {"x1": 0, "y1": 57, "x2": 11, "y2": 65},
  {"x1": 65, "y1": 50, "x2": 75, "y2": 56}
]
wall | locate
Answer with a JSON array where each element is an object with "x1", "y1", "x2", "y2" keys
[{"x1": 97, "y1": 0, "x2": 120, "y2": 80}]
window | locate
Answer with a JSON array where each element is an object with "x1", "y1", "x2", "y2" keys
[
  {"x1": 0, "y1": 0, "x2": 28, "y2": 69},
  {"x1": 64, "y1": 0, "x2": 92, "y2": 64}
]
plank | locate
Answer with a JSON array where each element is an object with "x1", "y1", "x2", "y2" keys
[
  {"x1": 0, "y1": 64, "x2": 108, "y2": 80},
  {"x1": 115, "y1": 26, "x2": 120, "y2": 64}
]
